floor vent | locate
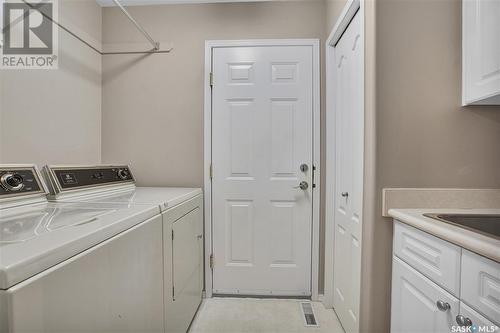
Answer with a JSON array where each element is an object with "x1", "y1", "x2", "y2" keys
[{"x1": 300, "y1": 302, "x2": 319, "y2": 327}]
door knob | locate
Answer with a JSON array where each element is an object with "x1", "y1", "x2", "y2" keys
[
  {"x1": 341, "y1": 192, "x2": 349, "y2": 198},
  {"x1": 456, "y1": 315, "x2": 472, "y2": 327},
  {"x1": 436, "y1": 300, "x2": 450, "y2": 312},
  {"x1": 293, "y1": 181, "x2": 309, "y2": 190}
]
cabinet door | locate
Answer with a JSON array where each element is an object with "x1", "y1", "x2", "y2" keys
[
  {"x1": 463, "y1": 0, "x2": 500, "y2": 105},
  {"x1": 391, "y1": 257, "x2": 459, "y2": 333},
  {"x1": 460, "y1": 250, "x2": 500, "y2": 326},
  {"x1": 457, "y1": 302, "x2": 498, "y2": 332}
]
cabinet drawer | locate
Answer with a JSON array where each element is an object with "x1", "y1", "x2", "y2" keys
[
  {"x1": 394, "y1": 221, "x2": 461, "y2": 296},
  {"x1": 461, "y1": 250, "x2": 500, "y2": 326},
  {"x1": 457, "y1": 302, "x2": 498, "y2": 331},
  {"x1": 391, "y1": 256, "x2": 459, "y2": 333}
]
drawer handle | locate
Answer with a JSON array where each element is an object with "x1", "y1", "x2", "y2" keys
[
  {"x1": 456, "y1": 315, "x2": 472, "y2": 327},
  {"x1": 436, "y1": 300, "x2": 450, "y2": 312}
]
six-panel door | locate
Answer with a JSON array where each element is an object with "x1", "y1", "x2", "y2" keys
[{"x1": 211, "y1": 45, "x2": 314, "y2": 296}]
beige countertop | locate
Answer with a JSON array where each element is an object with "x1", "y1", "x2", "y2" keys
[{"x1": 388, "y1": 208, "x2": 500, "y2": 263}]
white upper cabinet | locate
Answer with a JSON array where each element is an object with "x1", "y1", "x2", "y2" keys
[{"x1": 462, "y1": 0, "x2": 500, "y2": 105}]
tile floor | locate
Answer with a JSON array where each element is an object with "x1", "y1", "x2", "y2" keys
[{"x1": 189, "y1": 297, "x2": 345, "y2": 333}]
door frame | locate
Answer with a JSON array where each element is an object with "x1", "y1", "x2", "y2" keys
[
  {"x1": 203, "y1": 39, "x2": 321, "y2": 300},
  {"x1": 324, "y1": 0, "x2": 365, "y2": 309}
]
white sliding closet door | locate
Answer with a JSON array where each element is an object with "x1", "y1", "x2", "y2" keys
[{"x1": 332, "y1": 10, "x2": 364, "y2": 333}]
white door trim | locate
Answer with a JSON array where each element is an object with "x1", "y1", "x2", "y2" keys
[
  {"x1": 203, "y1": 39, "x2": 321, "y2": 300},
  {"x1": 324, "y1": 0, "x2": 364, "y2": 309}
]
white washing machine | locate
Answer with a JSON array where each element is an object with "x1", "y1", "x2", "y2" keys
[
  {"x1": 43, "y1": 165, "x2": 204, "y2": 333},
  {"x1": 0, "y1": 165, "x2": 164, "y2": 333}
]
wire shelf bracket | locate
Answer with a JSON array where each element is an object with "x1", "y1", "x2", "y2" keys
[{"x1": 20, "y1": 0, "x2": 172, "y2": 56}]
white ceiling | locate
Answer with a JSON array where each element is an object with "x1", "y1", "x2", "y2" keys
[{"x1": 96, "y1": 0, "x2": 291, "y2": 7}]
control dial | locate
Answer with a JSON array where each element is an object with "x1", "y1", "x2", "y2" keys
[
  {"x1": 117, "y1": 169, "x2": 130, "y2": 180},
  {"x1": 1, "y1": 173, "x2": 25, "y2": 191}
]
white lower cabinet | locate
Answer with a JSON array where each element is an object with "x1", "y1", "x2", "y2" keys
[
  {"x1": 457, "y1": 302, "x2": 497, "y2": 331},
  {"x1": 164, "y1": 195, "x2": 204, "y2": 333},
  {"x1": 391, "y1": 221, "x2": 500, "y2": 333},
  {"x1": 393, "y1": 222, "x2": 461, "y2": 296},
  {"x1": 391, "y1": 257, "x2": 459, "y2": 333},
  {"x1": 460, "y1": 250, "x2": 500, "y2": 326}
]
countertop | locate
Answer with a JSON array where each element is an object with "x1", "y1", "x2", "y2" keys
[{"x1": 388, "y1": 208, "x2": 500, "y2": 263}]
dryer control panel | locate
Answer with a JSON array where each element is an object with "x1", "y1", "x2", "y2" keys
[
  {"x1": 0, "y1": 166, "x2": 45, "y2": 198},
  {"x1": 46, "y1": 166, "x2": 135, "y2": 193}
]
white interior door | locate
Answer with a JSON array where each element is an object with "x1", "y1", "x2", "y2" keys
[
  {"x1": 332, "y1": 11, "x2": 364, "y2": 333},
  {"x1": 211, "y1": 44, "x2": 314, "y2": 296}
]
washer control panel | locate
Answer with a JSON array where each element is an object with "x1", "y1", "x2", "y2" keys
[
  {"x1": 49, "y1": 166, "x2": 134, "y2": 191},
  {"x1": 0, "y1": 167, "x2": 43, "y2": 197}
]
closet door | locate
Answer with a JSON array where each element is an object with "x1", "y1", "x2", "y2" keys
[{"x1": 332, "y1": 10, "x2": 364, "y2": 333}]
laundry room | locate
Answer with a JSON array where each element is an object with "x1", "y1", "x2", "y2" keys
[{"x1": 1, "y1": 1, "x2": 499, "y2": 333}]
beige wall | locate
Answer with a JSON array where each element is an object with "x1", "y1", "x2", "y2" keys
[
  {"x1": 326, "y1": 0, "x2": 500, "y2": 331},
  {"x1": 0, "y1": 0, "x2": 102, "y2": 167},
  {"x1": 0, "y1": 68, "x2": 3, "y2": 161},
  {"x1": 101, "y1": 1, "x2": 325, "y2": 184},
  {"x1": 2, "y1": 1, "x2": 497, "y2": 331},
  {"x1": 362, "y1": 0, "x2": 500, "y2": 332},
  {"x1": 325, "y1": 0, "x2": 347, "y2": 34},
  {"x1": 101, "y1": 0, "x2": 327, "y2": 288},
  {"x1": 377, "y1": 0, "x2": 500, "y2": 188}
]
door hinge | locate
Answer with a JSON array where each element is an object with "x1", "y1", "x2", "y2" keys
[
  {"x1": 172, "y1": 286, "x2": 175, "y2": 300},
  {"x1": 209, "y1": 254, "x2": 214, "y2": 269},
  {"x1": 209, "y1": 72, "x2": 214, "y2": 87},
  {"x1": 209, "y1": 163, "x2": 213, "y2": 180},
  {"x1": 171, "y1": 230, "x2": 174, "y2": 240}
]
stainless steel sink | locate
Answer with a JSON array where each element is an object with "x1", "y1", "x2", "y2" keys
[{"x1": 423, "y1": 213, "x2": 500, "y2": 239}]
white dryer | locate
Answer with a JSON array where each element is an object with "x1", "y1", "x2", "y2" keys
[
  {"x1": 43, "y1": 165, "x2": 204, "y2": 333},
  {"x1": 0, "y1": 165, "x2": 164, "y2": 333}
]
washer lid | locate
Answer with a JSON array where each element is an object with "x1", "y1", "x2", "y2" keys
[{"x1": 0, "y1": 201, "x2": 159, "y2": 290}]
